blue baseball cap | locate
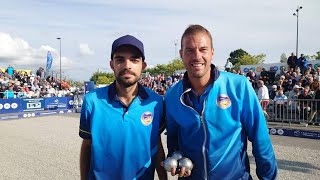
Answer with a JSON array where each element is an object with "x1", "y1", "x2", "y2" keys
[{"x1": 111, "y1": 35, "x2": 145, "y2": 61}]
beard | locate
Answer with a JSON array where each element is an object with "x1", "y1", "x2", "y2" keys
[{"x1": 116, "y1": 70, "x2": 140, "y2": 88}]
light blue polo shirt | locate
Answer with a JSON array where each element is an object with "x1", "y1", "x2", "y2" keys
[{"x1": 79, "y1": 82, "x2": 164, "y2": 180}]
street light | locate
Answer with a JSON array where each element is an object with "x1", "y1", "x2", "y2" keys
[
  {"x1": 174, "y1": 39, "x2": 178, "y2": 59},
  {"x1": 293, "y1": 6, "x2": 302, "y2": 57},
  {"x1": 56, "y1": 37, "x2": 62, "y2": 81}
]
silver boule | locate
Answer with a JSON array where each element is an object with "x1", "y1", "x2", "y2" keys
[
  {"x1": 163, "y1": 157, "x2": 178, "y2": 172},
  {"x1": 171, "y1": 151, "x2": 184, "y2": 160},
  {"x1": 178, "y1": 157, "x2": 194, "y2": 171}
]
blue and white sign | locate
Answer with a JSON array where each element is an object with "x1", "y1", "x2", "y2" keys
[
  {"x1": 269, "y1": 128, "x2": 320, "y2": 140},
  {"x1": 21, "y1": 98, "x2": 45, "y2": 112},
  {"x1": 44, "y1": 97, "x2": 69, "y2": 110},
  {"x1": 0, "y1": 99, "x2": 21, "y2": 114}
]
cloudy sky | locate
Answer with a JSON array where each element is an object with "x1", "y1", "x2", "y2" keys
[{"x1": 0, "y1": 0, "x2": 319, "y2": 81}]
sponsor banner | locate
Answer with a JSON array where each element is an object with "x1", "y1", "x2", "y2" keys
[
  {"x1": 66, "y1": 96, "x2": 74, "y2": 109},
  {"x1": 0, "y1": 99, "x2": 21, "y2": 114},
  {"x1": 21, "y1": 98, "x2": 45, "y2": 112},
  {"x1": 269, "y1": 128, "x2": 320, "y2": 140},
  {"x1": 44, "y1": 97, "x2": 69, "y2": 110},
  {"x1": 241, "y1": 60, "x2": 320, "y2": 76}
]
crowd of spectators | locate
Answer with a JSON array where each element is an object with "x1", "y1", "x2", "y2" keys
[
  {"x1": 251, "y1": 53, "x2": 320, "y2": 124},
  {"x1": 139, "y1": 73, "x2": 184, "y2": 95},
  {"x1": 0, "y1": 65, "x2": 76, "y2": 99}
]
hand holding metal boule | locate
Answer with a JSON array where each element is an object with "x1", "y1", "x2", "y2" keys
[
  {"x1": 178, "y1": 157, "x2": 194, "y2": 171},
  {"x1": 163, "y1": 157, "x2": 178, "y2": 172},
  {"x1": 171, "y1": 151, "x2": 184, "y2": 160}
]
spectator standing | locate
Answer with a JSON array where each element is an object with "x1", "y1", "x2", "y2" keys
[
  {"x1": 224, "y1": 59, "x2": 233, "y2": 72},
  {"x1": 298, "y1": 54, "x2": 307, "y2": 73},
  {"x1": 287, "y1": 52, "x2": 297, "y2": 69},
  {"x1": 257, "y1": 80, "x2": 270, "y2": 117},
  {"x1": 6, "y1": 65, "x2": 14, "y2": 76},
  {"x1": 259, "y1": 68, "x2": 269, "y2": 84}
]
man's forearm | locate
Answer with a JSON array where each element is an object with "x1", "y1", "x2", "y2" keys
[
  {"x1": 80, "y1": 140, "x2": 91, "y2": 180},
  {"x1": 156, "y1": 136, "x2": 168, "y2": 180}
]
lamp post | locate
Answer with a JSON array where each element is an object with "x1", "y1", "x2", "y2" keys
[
  {"x1": 174, "y1": 39, "x2": 178, "y2": 59},
  {"x1": 56, "y1": 37, "x2": 62, "y2": 81},
  {"x1": 293, "y1": 6, "x2": 302, "y2": 57}
]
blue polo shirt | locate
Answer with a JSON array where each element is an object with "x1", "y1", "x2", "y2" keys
[{"x1": 79, "y1": 82, "x2": 164, "y2": 180}]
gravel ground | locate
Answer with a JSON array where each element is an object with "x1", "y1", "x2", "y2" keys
[{"x1": 0, "y1": 114, "x2": 319, "y2": 180}]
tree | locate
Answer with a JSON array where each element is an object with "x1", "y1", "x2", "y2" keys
[
  {"x1": 144, "y1": 58, "x2": 184, "y2": 76},
  {"x1": 280, "y1": 53, "x2": 287, "y2": 63},
  {"x1": 235, "y1": 54, "x2": 266, "y2": 68},
  {"x1": 90, "y1": 71, "x2": 115, "y2": 85},
  {"x1": 227, "y1": 49, "x2": 249, "y2": 66},
  {"x1": 314, "y1": 51, "x2": 320, "y2": 60},
  {"x1": 309, "y1": 51, "x2": 320, "y2": 61}
]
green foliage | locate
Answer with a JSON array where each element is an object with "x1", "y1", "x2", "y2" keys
[
  {"x1": 69, "y1": 80, "x2": 83, "y2": 87},
  {"x1": 314, "y1": 51, "x2": 320, "y2": 60},
  {"x1": 234, "y1": 54, "x2": 266, "y2": 67},
  {"x1": 144, "y1": 58, "x2": 184, "y2": 76},
  {"x1": 306, "y1": 52, "x2": 320, "y2": 61},
  {"x1": 90, "y1": 71, "x2": 115, "y2": 85},
  {"x1": 227, "y1": 49, "x2": 249, "y2": 65},
  {"x1": 280, "y1": 53, "x2": 287, "y2": 63}
]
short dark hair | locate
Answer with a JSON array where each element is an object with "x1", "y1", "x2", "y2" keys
[{"x1": 180, "y1": 24, "x2": 213, "y2": 49}]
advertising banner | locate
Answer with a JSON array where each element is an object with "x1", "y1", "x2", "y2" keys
[
  {"x1": 21, "y1": 98, "x2": 45, "y2": 112},
  {"x1": 44, "y1": 97, "x2": 68, "y2": 110},
  {"x1": 0, "y1": 99, "x2": 21, "y2": 114},
  {"x1": 269, "y1": 128, "x2": 320, "y2": 140}
]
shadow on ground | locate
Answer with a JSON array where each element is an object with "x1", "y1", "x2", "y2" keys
[{"x1": 249, "y1": 156, "x2": 320, "y2": 173}]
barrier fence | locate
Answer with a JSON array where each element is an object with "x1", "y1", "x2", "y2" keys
[
  {"x1": 0, "y1": 92, "x2": 84, "y2": 114},
  {"x1": 264, "y1": 98, "x2": 320, "y2": 126}
]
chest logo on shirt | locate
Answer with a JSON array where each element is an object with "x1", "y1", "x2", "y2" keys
[
  {"x1": 141, "y1": 111, "x2": 153, "y2": 126},
  {"x1": 216, "y1": 94, "x2": 231, "y2": 109}
]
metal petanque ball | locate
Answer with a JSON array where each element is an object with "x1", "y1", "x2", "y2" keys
[
  {"x1": 163, "y1": 157, "x2": 178, "y2": 172},
  {"x1": 171, "y1": 151, "x2": 184, "y2": 160},
  {"x1": 178, "y1": 157, "x2": 194, "y2": 171}
]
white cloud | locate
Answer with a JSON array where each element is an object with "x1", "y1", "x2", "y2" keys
[
  {"x1": 0, "y1": 32, "x2": 74, "y2": 70},
  {"x1": 79, "y1": 43, "x2": 94, "y2": 56}
]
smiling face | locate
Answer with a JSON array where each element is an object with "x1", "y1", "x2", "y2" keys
[
  {"x1": 180, "y1": 32, "x2": 214, "y2": 80},
  {"x1": 110, "y1": 46, "x2": 146, "y2": 88}
]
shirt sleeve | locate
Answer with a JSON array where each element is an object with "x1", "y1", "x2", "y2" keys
[
  {"x1": 79, "y1": 96, "x2": 92, "y2": 139},
  {"x1": 241, "y1": 79, "x2": 278, "y2": 180}
]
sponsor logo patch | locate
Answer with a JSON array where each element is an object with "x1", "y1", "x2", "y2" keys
[
  {"x1": 141, "y1": 112, "x2": 153, "y2": 126},
  {"x1": 216, "y1": 94, "x2": 231, "y2": 109}
]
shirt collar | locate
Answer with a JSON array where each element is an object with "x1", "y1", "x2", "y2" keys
[
  {"x1": 182, "y1": 64, "x2": 220, "y2": 91},
  {"x1": 108, "y1": 81, "x2": 149, "y2": 102}
]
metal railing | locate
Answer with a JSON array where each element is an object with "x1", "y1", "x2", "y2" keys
[{"x1": 264, "y1": 98, "x2": 320, "y2": 126}]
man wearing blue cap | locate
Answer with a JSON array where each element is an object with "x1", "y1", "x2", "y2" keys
[{"x1": 79, "y1": 35, "x2": 167, "y2": 180}]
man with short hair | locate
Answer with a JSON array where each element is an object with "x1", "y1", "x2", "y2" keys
[
  {"x1": 79, "y1": 35, "x2": 167, "y2": 180},
  {"x1": 165, "y1": 24, "x2": 277, "y2": 179},
  {"x1": 287, "y1": 52, "x2": 297, "y2": 69}
]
